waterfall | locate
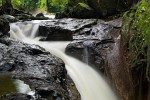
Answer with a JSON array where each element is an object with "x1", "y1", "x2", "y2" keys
[
  {"x1": 83, "y1": 47, "x2": 89, "y2": 64},
  {"x1": 9, "y1": 21, "x2": 118, "y2": 100}
]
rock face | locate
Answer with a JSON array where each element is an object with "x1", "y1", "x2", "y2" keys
[
  {"x1": 86, "y1": 0, "x2": 138, "y2": 17},
  {"x1": 0, "y1": 17, "x2": 10, "y2": 37},
  {"x1": 0, "y1": 38, "x2": 80, "y2": 100},
  {"x1": 120, "y1": 1, "x2": 150, "y2": 99},
  {"x1": 38, "y1": 18, "x2": 97, "y2": 41},
  {"x1": 65, "y1": 20, "x2": 114, "y2": 71},
  {"x1": 65, "y1": 19, "x2": 122, "y2": 71}
]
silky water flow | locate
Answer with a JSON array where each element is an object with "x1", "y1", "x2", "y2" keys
[{"x1": 9, "y1": 21, "x2": 118, "y2": 100}]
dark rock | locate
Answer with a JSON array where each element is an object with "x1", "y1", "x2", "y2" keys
[
  {"x1": 34, "y1": 13, "x2": 49, "y2": 20},
  {"x1": 0, "y1": 17, "x2": 10, "y2": 37},
  {"x1": 66, "y1": 40, "x2": 105, "y2": 71},
  {"x1": 38, "y1": 18, "x2": 97, "y2": 41},
  {"x1": 13, "y1": 9, "x2": 48, "y2": 20},
  {"x1": 0, "y1": 38, "x2": 80, "y2": 100},
  {"x1": 14, "y1": 14, "x2": 34, "y2": 21},
  {"x1": 0, "y1": 93, "x2": 34, "y2": 100},
  {"x1": 65, "y1": 20, "x2": 114, "y2": 71},
  {"x1": 0, "y1": 6, "x2": 4, "y2": 15},
  {"x1": 13, "y1": 8, "x2": 27, "y2": 15},
  {"x1": 87, "y1": 0, "x2": 138, "y2": 17},
  {"x1": 36, "y1": 13, "x2": 44, "y2": 18},
  {"x1": 58, "y1": 0, "x2": 138, "y2": 18},
  {"x1": 0, "y1": 60, "x2": 15, "y2": 72}
]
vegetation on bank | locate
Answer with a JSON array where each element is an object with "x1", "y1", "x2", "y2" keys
[
  {"x1": 122, "y1": 0, "x2": 150, "y2": 99},
  {"x1": 123, "y1": 0, "x2": 150, "y2": 80}
]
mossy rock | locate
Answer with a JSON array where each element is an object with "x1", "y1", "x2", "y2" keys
[
  {"x1": 56, "y1": 1, "x2": 99, "y2": 18},
  {"x1": 121, "y1": 0, "x2": 150, "y2": 99}
]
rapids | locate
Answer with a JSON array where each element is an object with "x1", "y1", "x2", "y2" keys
[{"x1": 9, "y1": 20, "x2": 118, "y2": 100}]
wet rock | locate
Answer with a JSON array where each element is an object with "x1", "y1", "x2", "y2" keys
[
  {"x1": 0, "y1": 60, "x2": 15, "y2": 72},
  {"x1": 2, "y1": 14, "x2": 18, "y2": 22},
  {"x1": 66, "y1": 76, "x2": 81, "y2": 100},
  {"x1": 65, "y1": 20, "x2": 115, "y2": 70},
  {"x1": 38, "y1": 18, "x2": 97, "y2": 41},
  {"x1": 0, "y1": 17, "x2": 10, "y2": 37},
  {"x1": 0, "y1": 38, "x2": 80, "y2": 100},
  {"x1": 66, "y1": 40, "x2": 105, "y2": 71},
  {"x1": 0, "y1": 93, "x2": 34, "y2": 100}
]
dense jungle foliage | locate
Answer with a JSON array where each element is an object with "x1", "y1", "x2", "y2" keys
[{"x1": 0, "y1": 0, "x2": 68, "y2": 13}]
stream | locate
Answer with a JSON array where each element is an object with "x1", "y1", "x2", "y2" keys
[{"x1": 0, "y1": 19, "x2": 118, "y2": 100}]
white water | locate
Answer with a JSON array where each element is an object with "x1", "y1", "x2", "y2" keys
[{"x1": 9, "y1": 21, "x2": 118, "y2": 100}]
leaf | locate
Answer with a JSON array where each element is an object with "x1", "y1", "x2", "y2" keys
[{"x1": 78, "y1": 2, "x2": 92, "y2": 10}]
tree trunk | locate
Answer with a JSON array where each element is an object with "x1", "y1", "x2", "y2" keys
[{"x1": 2, "y1": 0, "x2": 13, "y2": 14}]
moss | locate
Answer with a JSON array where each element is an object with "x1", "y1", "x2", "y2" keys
[
  {"x1": 133, "y1": 0, "x2": 150, "y2": 81},
  {"x1": 122, "y1": 0, "x2": 150, "y2": 80},
  {"x1": 122, "y1": 0, "x2": 150, "y2": 99}
]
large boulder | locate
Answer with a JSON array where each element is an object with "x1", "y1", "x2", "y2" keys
[
  {"x1": 38, "y1": 18, "x2": 97, "y2": 41},
  {"x1": 65, "y1": 20, "x2": 114, "y2": 71},
  {"x1": 0, "y1": 38, "x2": 80, "y2": 100}
]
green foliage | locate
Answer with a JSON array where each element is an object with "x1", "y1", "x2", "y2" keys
[
  {"x1": 11, "y1": 0, "x2": 22, "y2": 8},
  {"x1": 48, "y1": 0, "x2": 68, "y2": 12},
  {"x1": 133, "y1": 0, "x2": 150, "y2": 81},
  {"x1": 0, "y1": 0, "x2": 2, "y2": 5},
  {"x1": 10, "y1": 0, "x2": 68, "y2": 13},
  {"x1": 121, "y1": 1, "x2": 150, "y2": 99},
  {"x1": 122, "y1": 0, "x2": 150, "y2": 81},
  {"x1": 78, "y1": 2, "x2": 92, "y2": 10}
]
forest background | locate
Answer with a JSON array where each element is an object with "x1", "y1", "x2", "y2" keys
[{"x1": 0, "y1": 0, "x2": 68, "y2": 13}]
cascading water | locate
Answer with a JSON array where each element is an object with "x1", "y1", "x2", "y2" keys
[{"x1": 9, "y1": 21, "x2": 118, "y2": 100}]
